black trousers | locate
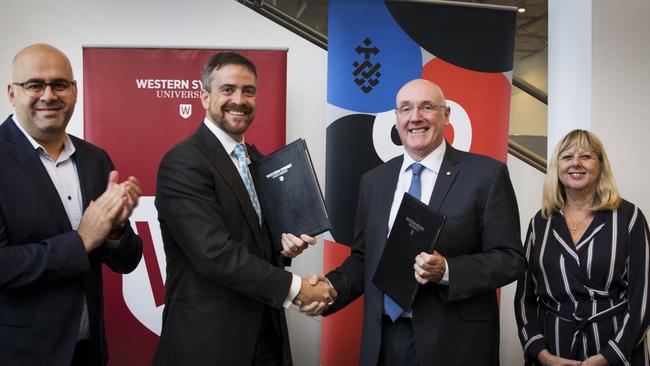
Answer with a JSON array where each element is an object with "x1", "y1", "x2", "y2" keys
[
  {"x1": 253, "y1": 306, "x2": 284, "y2": 366},
  {"x1": 70, "y1": 339, "x2": 90, "y2": 366},
  {"x1": 379, "y1": 315, "x2": 418, "y2": 366}
]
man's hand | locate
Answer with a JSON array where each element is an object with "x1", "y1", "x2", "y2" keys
[
  {"x1": 298, "y1": 300, "x2": 328, "y2": 317},
  {"x1": 107, "y1": 171, "x2": 141, "y2": 239},
  {"x1": 77, "y1": 182, "x2": 125, "y2": 252},
  {"x1": 281, "y1": 233, "x2": 316, "y2": 258},
  {"x1": 414, "y1": 250, "x2": 446, "y2": 284},
  {"x1": 294, "y1": 273, "x2": 336, "y2": 316}
]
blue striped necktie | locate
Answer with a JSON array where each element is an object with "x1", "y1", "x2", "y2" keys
[
  {"x1": 384, "y1": 162, "x2": 424, "y2": 321},
  {"x1": 233, "y1": 144, "x2": 262, "y2": 223}
]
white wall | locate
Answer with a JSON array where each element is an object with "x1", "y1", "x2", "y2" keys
[
  {"x1": 510, "y1": 48, "x2": 548, "y2": 137},
  {"x1": 0, "y1": 1, "x2": 327, "y2": 365},
  {"x1": 591, "y1": 0, "x2": 650, "y2": 215},
  {"x1": 502, "y1": 155, "x2": 546, "y2": 366},
  {"x1": 548, "y1": 0, "x2": 593, "y2": 157}
]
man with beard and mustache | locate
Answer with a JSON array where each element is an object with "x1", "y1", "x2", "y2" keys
[
  {"x1": 153, "y1": 52, "x2": 336, "y2": 366},
  {"x1": 0, "y1": 44, "x2": 143, "y2": 365}
]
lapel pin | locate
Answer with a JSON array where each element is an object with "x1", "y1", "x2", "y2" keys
[{"x1": 446, "y1": 171, "x2": 451, "y2": 176}]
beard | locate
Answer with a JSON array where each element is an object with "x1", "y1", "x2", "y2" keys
[{"x1": 209, "y1": 102, "x2": 255, "y2": 139}]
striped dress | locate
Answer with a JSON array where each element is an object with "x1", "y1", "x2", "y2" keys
[{"x1": 515, "y1": 199, "x2": 650, "y2": 366}]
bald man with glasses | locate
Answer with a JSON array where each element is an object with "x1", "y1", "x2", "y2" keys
[
  {"x1": 304, "y1": 79, "x2": 525, "y2": 366},
  {"x1": 0, "y1": 44, "x2": 143, "y2": 366}
]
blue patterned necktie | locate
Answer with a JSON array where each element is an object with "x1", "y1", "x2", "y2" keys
[
  {"x1": 384, "y1": 162, "x2": 425, "y2": 321},
  {"x1": 233, "y1": 144, "x2": 262, "y2": 224}
]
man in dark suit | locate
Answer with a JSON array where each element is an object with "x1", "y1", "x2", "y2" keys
[
  {"x1": 153, "y1": 52, "x2": 335, "y2": 366},
  {"x1": 0, "y1": 44, "x2": 143, "y2": 365},
  {"x1": 303, "y1": 79, "x2": 526, "y2": 365}
]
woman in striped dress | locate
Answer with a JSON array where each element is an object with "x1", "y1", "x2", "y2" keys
[{"x1": 515, "y1": 130, "x2": 650, "y2": 366}]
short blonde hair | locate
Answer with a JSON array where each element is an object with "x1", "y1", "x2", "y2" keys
[{"x1": 541, "y1": 129, "x2": 621, "y2": 218}]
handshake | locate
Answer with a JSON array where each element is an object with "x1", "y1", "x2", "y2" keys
[{"x1": 293, "y1": 274, "x2": 337, "y2": 316}]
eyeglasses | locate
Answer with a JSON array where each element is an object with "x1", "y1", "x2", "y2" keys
[
  {"x1": 396, "y1": 103, "x2": 446, "y2": 117},
  {"x1": 12, "y1": 80, "x2": 76, "y2": 97}
]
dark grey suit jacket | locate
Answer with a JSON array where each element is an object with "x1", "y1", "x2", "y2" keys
[
  {"x1": 153, "y1": 123, "x2": 293, "y2": 366},
  {"x1": 0, "y1": 116, "x2": 143, "y2": 366},
  {"x1": 326, "y1": 144, "x2": 526, "y2": 366}
]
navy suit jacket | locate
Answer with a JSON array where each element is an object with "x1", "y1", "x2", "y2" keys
[
  {"x1": 153, "y1": 123, "x2": 293, "y2": 366},
  {"x1": 326, "y1": 144, "x2": 526, "y2": 366},
  {"x1": 0, "y1": 116, "x2": 143, "y2": 366}
]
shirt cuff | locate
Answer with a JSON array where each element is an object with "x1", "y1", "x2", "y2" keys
[
  {"x1": 283, "y1": 273, "x2": 302, "y2": 308},
  {"x1": 439, "y1": 258, "x2": 450, "y2": 285}
]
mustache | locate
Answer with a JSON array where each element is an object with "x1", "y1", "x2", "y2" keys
[
  {"x1": 222, "y1": 103, "x2": 253, "y2": 113},
  {"x1": 34, "y1": 101, "x2": 66, "y2": 109}
]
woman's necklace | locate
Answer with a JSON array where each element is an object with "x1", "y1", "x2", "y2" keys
[{"x1": 565, "y1": 211, "x2": 593, "y2": 231}]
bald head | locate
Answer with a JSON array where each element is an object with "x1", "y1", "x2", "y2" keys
[
  {"x1": 7, "y1": 44, "x2": 77, "y2": 151},
  {"x1": 11, "y1": 44, "x2": 74, "y2": 83},
  {"x1": 396, "y1": 79, "x2": 446, "y2": 107}
]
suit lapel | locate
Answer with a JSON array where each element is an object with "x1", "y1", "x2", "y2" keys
[
  {"x1": 375, "y1": 157, "x2": 403, "y2": 251},
  {"x1": 429, "y1": 143, "x2": 460, "y2": 210},
  {"x1": 1, "y1": 118, "x2": 72, "y2": 232},
  {"x1": 195, "y1": 124, "x2": 261, "y2": 235}
]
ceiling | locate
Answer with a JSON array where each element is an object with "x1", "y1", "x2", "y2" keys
[{"x1": 259, "y1": 0, "x2": 547, "y2": 62}]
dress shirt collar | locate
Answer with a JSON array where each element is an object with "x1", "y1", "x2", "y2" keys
[
  {"x1": 203, "y1": 116, "x2": 246, "y2": 158},
  {"x1": 12, "y1": 115, "x2": 75, "y2": 162},
  {"x1": 401, "y1": 141, "x2": 446, "y2": 175}
]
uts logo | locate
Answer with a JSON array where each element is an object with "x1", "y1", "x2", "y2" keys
[
  {"x1": 352, "y1": 38, "x2": 381, "y2": 93},
  {"x1": 179, "y1": 104, "x2": 192, "y2": 119}
]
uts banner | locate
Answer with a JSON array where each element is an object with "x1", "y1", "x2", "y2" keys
[
  {"x1": 83, "y1": 47, "x2": 287, "y2": 365},
  {"x1": 324, "y1": 1, "x2": 516, "y2": 364}
]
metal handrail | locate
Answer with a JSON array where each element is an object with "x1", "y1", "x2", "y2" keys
[
  {"x1": 509, "y1": 139, "x2": 547, "y2": 173},
  {"x1": 238, "y1": 0, "x2": 327, "y2": 49},
  {"x1": 513, "y1": 77, "x2": 547, "y2": 105}
]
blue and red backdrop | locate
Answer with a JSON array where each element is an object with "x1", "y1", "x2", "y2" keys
[{"x1": 324, "y1": 1, "x2": 517, "y2": 364}]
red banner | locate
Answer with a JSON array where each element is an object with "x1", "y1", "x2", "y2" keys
[{"x1": 83, "y1": 47, "x2": 287, "y2": 365}]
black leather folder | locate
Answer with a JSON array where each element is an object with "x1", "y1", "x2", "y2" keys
[
  {"x1": 252, "y1": 139, "x2": 331, "y2": 245},
  {"x1": 372, "y1": 193, "x2": 446, "y2": 311}
]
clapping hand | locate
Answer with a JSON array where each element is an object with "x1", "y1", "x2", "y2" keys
[{"x1": 77, "y1": 170, "x2": 141, "y2": 252}]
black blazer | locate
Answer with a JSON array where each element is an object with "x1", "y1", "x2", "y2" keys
[
  {"x1": 0, "y1": 116, "x2": 143, "y2": 366},
  {"x1": 326, "y1": 144, "x2": 526, "y2": 366},
  {"x1": 153, "y1": 123, "x2": 293, "y2": 366}
]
